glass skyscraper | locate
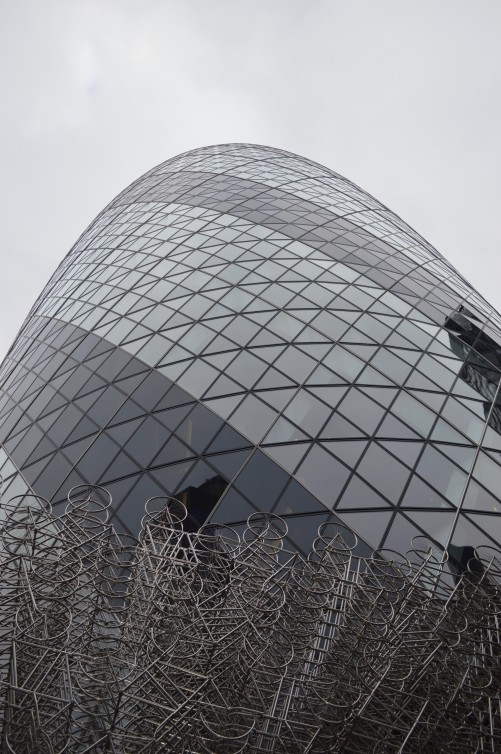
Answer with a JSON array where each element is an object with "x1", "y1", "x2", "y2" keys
[{"x1": 1, "y1": 143, "x2": 500, "y2": 565}]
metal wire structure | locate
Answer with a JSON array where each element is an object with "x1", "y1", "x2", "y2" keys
[{"x1": 0, "y1": 484, "x2": 499, "y2": 754}]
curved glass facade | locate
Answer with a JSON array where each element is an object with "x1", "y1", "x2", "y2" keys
[{"x1": 1, "y1": 143, "x2": 500, "y2": 559}]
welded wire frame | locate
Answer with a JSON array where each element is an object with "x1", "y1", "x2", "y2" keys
[{"x1": 0, "y1": 484, "x2": 499, "y2": 754}]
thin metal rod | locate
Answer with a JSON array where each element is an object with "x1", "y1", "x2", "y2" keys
[{"x1": 0, "y1": 486, "x2": 498, "y2": 753}]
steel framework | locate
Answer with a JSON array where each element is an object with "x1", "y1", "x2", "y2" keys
[{"x1": 0, "y1": 484, "x2": 499, "y2": 753}]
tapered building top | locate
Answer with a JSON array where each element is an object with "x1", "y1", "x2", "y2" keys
[{"x1": 1, "y1": 144, "x2": 500, "y2": 565}]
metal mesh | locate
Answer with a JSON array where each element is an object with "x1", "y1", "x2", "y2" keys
[{"x1": 0, "y1": 484, "x2": 499, "y2": 753}]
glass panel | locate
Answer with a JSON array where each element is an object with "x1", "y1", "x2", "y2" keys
[
  {"x1": 106, "y1": 417, "x2": 147, "y2": 446},
  {"x1": 311, "y1": 310, "x2": 350, "y2": 339},
  {"x1": 117, "y1": 474, "x2": 167, "y2": 534},
  {"x1": 439, "y1": 397, "x2": 484, "y2": 443},
  {"x1": 100, "y1": 451, "x2": 142, "y2": 482},
  {"x1": 337, "y1": 389, "x2": 385, "y2": 434},
  {"x1": 357, "y1": 314, "x2": 391, "y2": 343},
  {"x1": 430, "y1": 418, "x2": 471, "y2": 444},
  {"x1": 121, "y1": 416, "x2": 171, "y2": 468},
  {"x1": 307, "y1": 385, "x2": 348, "y2": 409},
  {"x1": 225, "y1": 351, "x2": 268, "y2": 388},
  {"x1": 400, "y1": 476, "x2": 453, "y2": 510},
  {"x1": 390, "y1": 392, "x2": 436, "y2": 438},
  {"x1": 175, "y1": 404, "x2": 223, "y2": 453},
  {"x1": 77, "y1": 434, "x2": 121, "y2": 480},
  {"x1": 51, "y1": 468, "x2": 88, "y2": 507},
  {"x1": 273, "y1": 347, "x2": 316, "y2": 383},
  {"x1": 406, "y1": 510, "x2": 455, "y2": 547},
  {"x1": 283, "y1": 513, "x2": 331, "y2": 555},
  {"x1": 175, "y1": 462, "x2": 227, "y2": 527},
  {"x1": 379, "y1": 440, "x2": 423, "y2": 468},
  {"x1": 204, "y1": 394, "x2": 244, "y2": 420},
  {"x1": 415, "y1": 445, "x2": 468, "y2": 505},
  {"x1": 336, "y1": 510, "x2": 392, "y2": 550},
  {"x1": 87, "y1": 386, "x2": 127, "y2": 425},
  {"x1": 337, "y1": 475, "x2": 392, "y2": 510},
  {"x1": 461, "y1": 479, "x2": 501, "y2": 513},
  {"x1": 268, "y1": 312, "x2": 304, "y2": 340},
  {"x1": 154, "y1": 384, "x2": 193, "y2": 411},
  {"x1": 107, "y1": 399, "x2": 146, "y2": 426},
  {"x1": 273, "y1": 478, "x2": 326, "y2": 516},
  {"x1": 471, "y1": 450, "x2": 501, "y2": 494},
  {"x1": 263, "y1": 443, "x2": 309, "y2": 474},
  {"x1": 46, "y1": 404, "x2": 84, "y2": 446},
  {"x1": 98, "y1": 349, "x2": 132, "y2": 381},
  {"x1": 229, "y1": 396, "x2": 276, "y2": 443},
  {"x1": 255, "y1": 367, "x2": 297, "y2": 389},
  {"x1": 283, "y1": 391, "x2": 327, "y2": 436},
  {"x1": 178, "y1": 360, "x2": 219, "y2": 398},
  {"x1": 32, "y1": 452, "x2": 74, "y2": 501},
  {"x1": 371, "y1": 349, "x2": 413, "y2": 383},
  {"x1": 319, "y1": 439, "x2": 367, "y2": 468},
  {"x1": 65, "y1": 416, "x2": 100, "y2": 445},
  {"x1": 151, "y1": 436, "x2": 195, "y2": 466},
  {"x1": 59, "y1": 366, "x2": 93, "y2": 400},
  {"x1": 28, "y1": 386, "x2": 58, "y2": 420},
  {"x1": 264, "y1": 417, "x2": 308, "y2": 443},
  {"x1": 219, "y1": 288, "x2": 254, "y2": 312},
  {"x1": 131, "y1": 371, "x2": 172, "y2": 411},
  {"x1": 438, "y1": 444, "x2": 476, "y2": 472},
  {"x1": 179, "y1": 323, "x2": 215, "y2": 353},
  {"x1": 295, "y1": 445, "x2": 350, "y2": 509},
  {"x1": 206, "y1": 450, "x2": 251, "y2": 481},
  {"x1": 461, "y1": 512, "x2": 501, "y2": 548},
  {"x1": 136, "y1": 333, "x2": 172, "y2": 365},
  {"x1": 415, "y1": 354, "x2": 457, "y2": 390},
  {"x1": 356, "y1": 444, "x2": 409, "y2": 503},
  {"x1": 359, "y1": 386, "x2": 398, "y2": 408},
  {"x1": 75, "y1": 374, "x2": 107, "y2": 400},
  {"x1": 204, "y1": 373, "x2": 249, "y2": 398},
  {"x1": 9, "y1": 424, "x2": 45, "y2": 467},
  {"x1": 210, "y1": 488, "x2": 256, "y2": 524},
  {"x1": 206, "y1": 424, "x2": 250, "y2": 453},
  {"x1": 150, "y1": 461, "x2": 194, "y2": 495},
  {"x1": 257, "y1": 388, "x2": 296, "y2": 411},
  {"x1": 320, "y1": 413, "x2": 367, "y2": 439},
  {"x1": 61, "y1": 435, "x2": 95, "y2": 464},
  {"x1": 323, "y1": 346, "x2": 364, "y2": 382},
  {"x1": 382, "y1": 512, "x2": 422, "y2": 553},
  {"x1": 234, "y1": 450, "x2": 289, "y2": 509}
]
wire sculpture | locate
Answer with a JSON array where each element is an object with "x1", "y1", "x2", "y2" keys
[{"x1": 0, "y1": 484, "x2": 499, "y2": 753}]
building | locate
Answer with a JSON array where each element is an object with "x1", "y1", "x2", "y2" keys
[
  {"x1": 1, "y1": 143, "x2": 501, "y2": 559},
  {"x1": 0, "y1": 144, "x2": 500, "y2": 752}
]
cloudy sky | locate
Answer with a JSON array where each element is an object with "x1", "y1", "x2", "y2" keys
[{"x1": 1, "y1": 0, "x2": 500, "y2": 361}]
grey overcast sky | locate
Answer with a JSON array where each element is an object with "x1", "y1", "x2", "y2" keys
[{"x1": 1, "y1": 0, "x2": 500, "y2": 361}]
